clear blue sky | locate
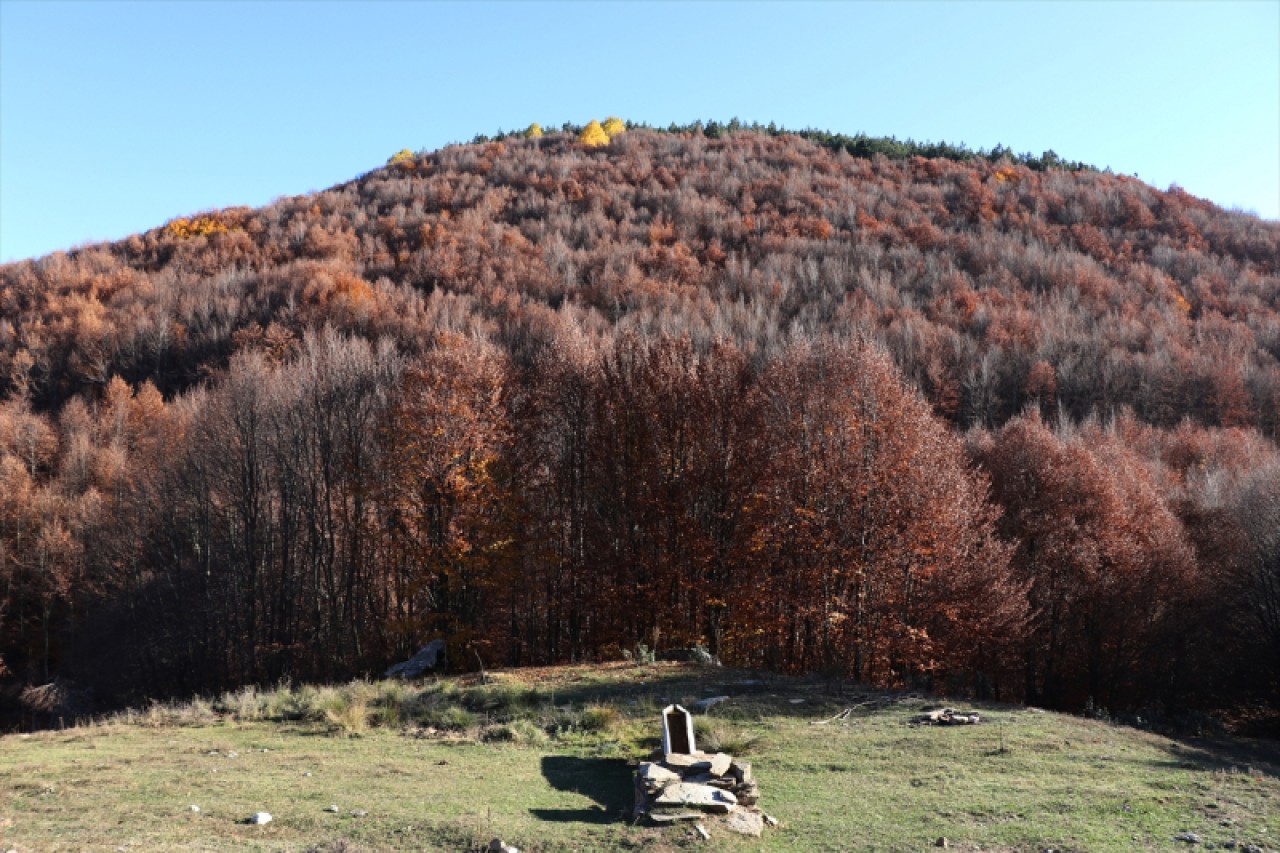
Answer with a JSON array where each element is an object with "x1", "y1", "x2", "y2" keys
[{"x1": 2, "y1": 0, "x2": 1277, "y2": 262}]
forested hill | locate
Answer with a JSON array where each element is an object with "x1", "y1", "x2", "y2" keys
[
  {"x1": 2, "y1": 123, "x2": 1279, "y2": 723},
  {"x1": 5, "y1": 123, "x2": 1278, "y2": 428}
]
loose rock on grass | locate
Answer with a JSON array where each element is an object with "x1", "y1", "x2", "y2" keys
[{"x1": 911, "y1": 708, "x2": 981, "y2": 726}]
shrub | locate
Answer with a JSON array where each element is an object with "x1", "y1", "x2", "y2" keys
[
  {"x1": 387, "y1": 148, "x2": 416, "y2": 166},
  {"x1": 601, "y1": 116, "x2": 626, "y2": 138},
  {"x1": 262, "y1": 685, "x2": 303, "y2": 721},
  {"x1": 461, "y1": 682, "x2": 543, "y2": 715},
  {"x1": 421, "y1": 705, "x2": 477, "y2": 731},
  {"x1": 511, "y1": 719, "x2": 549, "y2": 744},
  {"x1": 480, "y1": 722, "x2": 519, "y2": 742},
  {"x1": 523, "y1": 123, "x2": 543, "y2": 139},
  {"x1": 374, "y1": 679, "x2": 412, "y2": 710},
  {"x1": 580, "y1": 704, "x2": 621, "y2": 733},
  {"x1": 347, "y1": 680, "x2": 407, "y2": 727},
  {"x1": 324, "y1": 693, "x2": 370, "y2": 737},
  {"x1": 544, "y1": 708, "x2": 581, "y2": 736},
  {"x1": 693, "y1": 717, "x2": 761, "y2": 754},
  {"x1": 219, "y1": 685, "x2": 268, "y2": 721}
]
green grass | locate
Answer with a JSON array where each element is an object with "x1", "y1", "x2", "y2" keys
[{"x1": 1, "y1": 662, "x2": 1277, "y2": 851}]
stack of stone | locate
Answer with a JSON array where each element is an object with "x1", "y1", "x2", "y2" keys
[
  {"x1": 636, "y1": 751, "x2": 759, "y2": 814},
  {"x1": 634, "y1": 704, "x2": 772, "y2": 837},
  {"x1": 910, "y1": 707, "x2": 981, "y2": 726}
]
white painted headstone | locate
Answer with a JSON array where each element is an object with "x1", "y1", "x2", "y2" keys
[{"x1": 661, "y1": 704, "x2": 696, "y2": 756}]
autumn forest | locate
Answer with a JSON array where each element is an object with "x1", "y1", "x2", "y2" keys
[{"x1": 2, "y1": 123, "x2": 1279, "y2": 725}]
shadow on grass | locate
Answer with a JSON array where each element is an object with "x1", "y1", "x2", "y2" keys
[
  {"x1": 531, "y1": 755, "x2": 632, "y2": 824},
  {"x1": 496, "y1": 665, "x2": 919, "y2": 726},
  {"x1": 1152, "y1": 736, "x2": 1280, "y2": 780}
]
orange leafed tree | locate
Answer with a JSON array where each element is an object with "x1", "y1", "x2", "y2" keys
[
  {"x1": 739, "y1": 340, "x2": 1024, "y2": 691},
  {"x1": 377, "y1": 334, "x2": 515, "y2": 663},
  {"x1": 973, "y1": 413, "x2": 1197, "y2": 709}
]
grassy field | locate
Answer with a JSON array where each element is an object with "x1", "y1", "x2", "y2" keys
[{"x1": 1, "y1": 662, "x2": 1277, "y2": 851}]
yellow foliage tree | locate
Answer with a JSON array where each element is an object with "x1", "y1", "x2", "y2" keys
[
  {"x1": 524, "y1": 123, "x2": 543, "y2": 139},
  {"x1": 578, "y1": 120, "x2": 610, "y2": 148},
  {"x1": 602, "y1": 116, "x2": 626, "y2": 138},
  {"x1": 165, "y1": 210, "x2": 244, "y2": 239},
  {"x1": 387, "y1": 149, "x2": 416, "y2": 166}
]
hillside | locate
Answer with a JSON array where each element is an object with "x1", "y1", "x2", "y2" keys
[
  {"x1": 1, "y1": 123, "x2": 1279, "y2": 721},
  {"x1": 3, "y1": 662, "x2": 1279, "y2": 852},
  {"x1": 4, "y1": 124, "x2": 1278, "y2": 428}
]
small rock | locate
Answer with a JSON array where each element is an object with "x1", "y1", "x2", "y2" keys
[
  {"x1": 227, "y1": 751, "x2": 238, "y2": 759},
  {"x1": 936, "y1": 838, "x2": 949, "y2": 849},
  {"x1": 707, "y1": 752, "x2": 732, "y2": 777},
  {"x1": 1174, "y1": 832, "x2": 1202, "y2": 844},
  {"x1": 788, "y1": 698, "x2": 805, "y2": 704},
  {"x1": 303, "y1": 772, "x2": 312, "y2": 777},
  {"x1": 188, "y1": 805, "x2": 200, "y2": 813},
  {"x1": 690, "y1": 696, "x2": 730, "y2": 713},
  {"x1": 249, "y1": 812, "x2": 272, "y2": 825},
  {"x1": 324, "y1": 805, "x2": 339, "y2": 813},
  {"x1": 694, "y1": 823, "x2": 710, "y2": 840},
  {"x1": 648, "y1": 810, "x2": 701, "y2": 824},
  {"x1": 729, "y1": 760, "x2": 752, "y2": 784},
  {"x1": 487, "y1": 840, "x2": 519, "y2": 853},
  {"x1": 725, "y1": 809, "x2": 764, "y2": 837},
  {"x1": 763, "y1": 813, "x2": 779, "y2": 827},
  {"x1": 351, "y1": 809, "x2": 368, "y2": 818}
]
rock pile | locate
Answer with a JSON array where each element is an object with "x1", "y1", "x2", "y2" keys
[
  {"x1": 910, "y1": 707, "x2": 981, "y2": 726},
  {"x1": 635, "y1": 703, "x2": 775, "y2": 837},
  {"x1": 634, "y1": 750, "x2": 771, "y2": 836}
]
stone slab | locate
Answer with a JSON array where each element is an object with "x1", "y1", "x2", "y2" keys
[
  {"x1": 653, "y1": 782, "x2": 738, "y2": 813},
  {"x1": 638, "y1": 762, "x2": 682, "y2": 787}
]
